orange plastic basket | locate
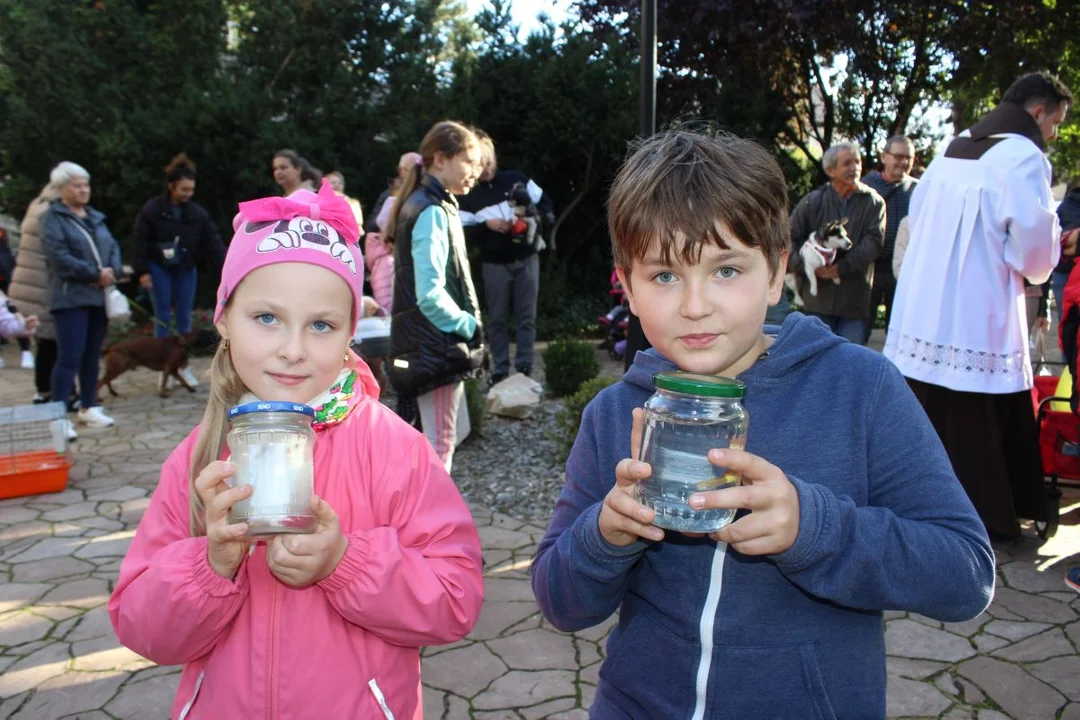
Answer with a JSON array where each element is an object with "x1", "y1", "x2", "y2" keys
[
  {"x1": 0, "y1": 450, "x2": 72, "y2": 499},
  {"x1": 0, "y1": 402, "x2": 73, "y2": 500}
]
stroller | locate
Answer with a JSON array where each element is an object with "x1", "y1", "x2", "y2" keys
[
  {"x1": 1030, "y1": 375, "x2": 1070, "y2": 539},
  {"x1": 597, "y1": 270, "x2": 629, "y2": 360},
  {"x1": 1025, "y1": 261, "x2": 1080, "y2": 539},
  {"x1": 351, "y1": 298, "x2": 391, "y2": 392}
]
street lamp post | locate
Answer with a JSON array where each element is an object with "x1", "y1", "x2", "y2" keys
[{"x1": 625, "y1": 0, "x2": 657, "y2": 370}]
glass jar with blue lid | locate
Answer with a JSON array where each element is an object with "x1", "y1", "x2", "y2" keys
[
  {"x1": 637, "y1": 372, "x2": 749, "y2": 532},
  {"x1": 226, "y1": 401, "x2": 317, "y2": 536}
]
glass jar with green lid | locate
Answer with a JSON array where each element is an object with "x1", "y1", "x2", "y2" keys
[{"x1": 637, "y1": 371, "x2": 749, "y2": 533}]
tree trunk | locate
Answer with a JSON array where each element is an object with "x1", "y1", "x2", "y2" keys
[{"x1": 549, "y1": 143, "x2": 595, "y2": 258}]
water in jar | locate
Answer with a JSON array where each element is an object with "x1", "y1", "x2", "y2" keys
[
  {"x1": 638, "y1": 415, "x2": 744, "y2": 533},
  {"x1": 228, "y1": 427, "x2": 315, "y2": 535}
]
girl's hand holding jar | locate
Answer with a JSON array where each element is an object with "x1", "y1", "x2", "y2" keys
[
  {"x1": 196, "y1": 461, "x2": 254, "y2": 580},
  {"x1": 266, "y1": 495, "x2": 348, "y2": 587}
]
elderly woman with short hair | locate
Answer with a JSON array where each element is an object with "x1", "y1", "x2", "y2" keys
[{"x1": 42, "y1": 161, "x2": 123, "y2": 433}]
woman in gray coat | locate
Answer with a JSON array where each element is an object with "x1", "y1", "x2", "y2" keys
[
  {"x1": 42, "y1": 162, "x2": 123, "y2": 432},
  {"x1": 8, "y1": 183, "x2": 61, "y2": 401}
]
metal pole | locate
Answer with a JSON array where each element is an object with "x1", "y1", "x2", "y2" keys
[
  {"x1": 625, "y1": 0, "x2": 657, "y2": 371},
  {"x1": 639, "y1": 0, "x2": 656, "y2": 138}
]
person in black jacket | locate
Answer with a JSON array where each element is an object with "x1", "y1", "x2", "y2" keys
[
  {"x1": 458, "y1": 131, "x2": 554, "y2": 384},
  {"x1": 134, "y1": 153, "x2": 225, "y2": 387},
  {"x1": 386, "y1": 121, "x2": 485, "y2": 472}
]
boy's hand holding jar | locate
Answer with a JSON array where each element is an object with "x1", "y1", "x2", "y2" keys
[
  {"x1": 600, "y1": 400, "x2": 801, "y2": 555},
  {"x1": 598, "y1": 408, "x2": 665, "y2": 546},
  {"x1": 689, "y1": 448, "x2": 801, "y2": 555}
]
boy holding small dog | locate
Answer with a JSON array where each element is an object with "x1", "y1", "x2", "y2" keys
[{"x1": 531, "y1": 129, "x2": 994, "y2": 719}]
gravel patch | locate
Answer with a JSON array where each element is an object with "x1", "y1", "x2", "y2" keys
[
  {"x1": 378, "y1": 342, "x2": 624, "y2": 524},
  {"x1": 452, "y1": 399, "x2": 569, "y2": 522}
]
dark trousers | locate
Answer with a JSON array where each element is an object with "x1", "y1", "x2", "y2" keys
[
  {"x1": 52, "y1": 306, "x2": 108, "y2": 410},
  {"x1": 908, "y1": 378, "x2": 1048, "y2": 538},
  {"x1": 35, "y1": 338, "x2": 58, "y2": 395},
  {"x1": 483, "y1": 256, "x2": 539, "y2": 375},
  {"x1": 808, "y1": 313, "x2": 868, "y2": 345},
  {"x1": 866, "y1": 265, "x2": 897, "y2": 342},
  {"x1": 149, "y1": 263, "x2": 198, "y2": 338}
]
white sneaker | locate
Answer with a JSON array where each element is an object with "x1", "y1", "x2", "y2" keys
[
  {"x1": 20, "y1": 350, "x2": 34, "y2": 369},
  {"x1": 161, "y1": 372, "x2": 176, "y2": 391},
  {"x1": 60, "y1": 419, "x2": 78, "y2": 441},
  {"x1": 178, "y1": 366, "x2": 199, "y2": 388},
  {"x1": 77, "y1": 406, "x2": 114, "y2": 428}
]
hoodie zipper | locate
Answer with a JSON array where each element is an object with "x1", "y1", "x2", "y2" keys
[
  {"x1": 266, "y1": 572, "x2": 280, "y2": 720},
  {"x1": 691, "y1": 542, "x2": 728, "y2": 720}
]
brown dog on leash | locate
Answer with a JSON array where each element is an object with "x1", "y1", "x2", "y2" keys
[{"x1": 98, "y1": 333, "x2": 198, "y2": 398}]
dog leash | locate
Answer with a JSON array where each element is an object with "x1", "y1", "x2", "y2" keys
[{"x1": 122, "y1": 295, "x2": 188, "y2": 342}]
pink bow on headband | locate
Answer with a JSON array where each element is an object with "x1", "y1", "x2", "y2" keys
[{"x1": 237, "y1": 178, "x2": 360, "y2": 245}]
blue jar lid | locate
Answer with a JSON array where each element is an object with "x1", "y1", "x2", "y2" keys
[{"x1": 228, "y1": 401, "x2": 315, "y2": 419}]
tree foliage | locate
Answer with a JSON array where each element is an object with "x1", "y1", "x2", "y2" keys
[
  {"x1": 0, "y1": 0, "x2": 1076, "y2": 325},
  {"x1": 576, "y1": 0, "x2": 1080, "y2": 178}
]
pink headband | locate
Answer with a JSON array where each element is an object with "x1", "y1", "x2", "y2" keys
[{"x1": 215, "y1": 179, "x2": 365, "y2": 324}]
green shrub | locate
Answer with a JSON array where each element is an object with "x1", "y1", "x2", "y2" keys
[
  {"x1": 555, "y1": 375, "x2": 619, "y2": 462},
  {"x1": 463, "y1": 378, "x2": 487, "y2": 440},
  {"x1": 542, "y1": 339, "x2": 601, "y2": 397}
]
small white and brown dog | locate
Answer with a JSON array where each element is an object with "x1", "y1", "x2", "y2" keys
[{"x1": 785, "y1": 219, "x2": 852, "y2": 307}]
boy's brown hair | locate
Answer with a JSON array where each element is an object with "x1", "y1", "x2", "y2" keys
[{"x1": 608, "y1": 129, "x2": 790, "y2": 277}]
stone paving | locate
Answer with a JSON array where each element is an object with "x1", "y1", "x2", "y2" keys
[{"x1": 0, "y1": 340, "x2": 1079, "y2": 719}]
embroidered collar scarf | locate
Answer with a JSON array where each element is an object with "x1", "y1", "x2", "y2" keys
[{"x1": 236, "y1": 366, "x2": 363, "y2": 432}]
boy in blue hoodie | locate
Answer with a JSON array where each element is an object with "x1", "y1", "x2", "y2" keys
[{"x1": 531, "y1": 130, "x2": 995, "y2": 719}]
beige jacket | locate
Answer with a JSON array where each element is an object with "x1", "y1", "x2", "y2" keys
[{"x1": 7, "y1": 186, "x2": 60, "y2": 340}]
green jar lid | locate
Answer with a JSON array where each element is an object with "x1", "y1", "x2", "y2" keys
[{"x1": 653, "y1": 371, "x2": 745, "y2": 398}]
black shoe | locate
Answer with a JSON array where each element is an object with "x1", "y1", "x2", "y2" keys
[
  {"x1": 489, "y1": 373, "x2": 508, "y2": 387},
  {"x1": 516, "y1": 366, "x2": 532, "y2": 377}
]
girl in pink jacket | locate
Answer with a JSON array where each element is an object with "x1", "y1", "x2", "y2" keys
[
  {"x1": 108, "y1": 180, "x2": 484, "y2": 720},
  {"x1": 365, "y1": 230, "x2": 394, "y2": 313}
]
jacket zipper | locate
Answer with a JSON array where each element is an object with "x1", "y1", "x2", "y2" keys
[
  {"x1": 267, "y1": 569, "x2": 280, "y2": 720},
  {"x1": 367, "y1": 679, "x2": 396, "y2": 720},
  {"x1": 177, "y1": 671, "x2": 204, "y2": 720},
  {"x1": 691, "y1": 543, "x2": 728, "y2": 720}
]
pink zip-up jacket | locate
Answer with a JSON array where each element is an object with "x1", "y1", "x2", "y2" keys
[
  {"x1": 365, "y1": 233, "x2": 394, "y2": 313},
  {"x1": 108, "y1": 362, "x2": 484, "y2": 720}
]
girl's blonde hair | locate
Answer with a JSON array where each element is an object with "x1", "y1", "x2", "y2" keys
[
  {"x1": 384, "y1": 120, "x2": 478, "y2": 244},
  {"x1": 187, "y1": 341, "x2": 248, "y2": 536}
]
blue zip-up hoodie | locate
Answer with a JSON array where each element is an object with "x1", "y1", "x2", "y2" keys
[{"x1": 532, "y1": 313, "x2": 994, "y2": 719}]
